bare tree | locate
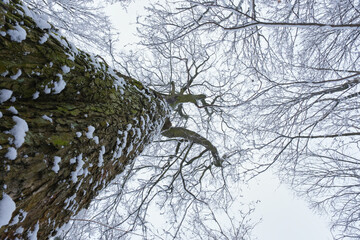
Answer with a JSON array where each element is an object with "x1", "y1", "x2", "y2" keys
[
  {"x1": 23, "y1": 0, "x2": 132, "y2": 53},
  {"x1": 61, "y1": 0, "x2": 360, "y2": 238},
  {"x1": 1, "y1": 0, "x2": 255, "y2": 239},
  {"x1": 0, "y1": 0, "x2": 171, "y2": 238},
  {"x1": 126, "y1": 0, "x2": 360, "y2": 239},
  {"x1": 63, "y1": 30, "x2": 256, "y2": 239},
  {"x1": 6, "y1": 0, "x2": 359, "y2": 238}
]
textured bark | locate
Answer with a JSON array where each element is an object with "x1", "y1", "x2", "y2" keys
[
  {"x1": 0, "y1": 1, "x2": 168, "y2": 239},
  {"x1": 162, "y1": 127, "x2": 222, "y2": 167}
]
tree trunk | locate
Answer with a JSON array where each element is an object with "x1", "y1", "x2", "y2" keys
[{"x1": 0, "y1": 1, "x2": 168, "y2": 239}]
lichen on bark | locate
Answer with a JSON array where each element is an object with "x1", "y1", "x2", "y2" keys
[{"x1": 0, "y1": 0, "x2": 168, "y2": 239}]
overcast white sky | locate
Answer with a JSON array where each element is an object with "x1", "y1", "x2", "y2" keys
[
  {"x1": 244, "y1": 171, "x2": 332, "y2": 240},
  {"x1": 105, "y1": 2, "x2": 333, "y2": 239}
]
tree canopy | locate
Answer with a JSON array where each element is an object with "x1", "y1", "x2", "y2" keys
[
  {"x1": 1, "y1": 0, "x2": 360, "y2": 239},
  {"x1": 116, "y1": 1, "x2": 359, "y2": 238}
]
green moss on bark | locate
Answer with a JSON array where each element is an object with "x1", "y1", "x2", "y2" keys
[{"x1": 0, "y1": 1, "x2": 169, "y2": 239}]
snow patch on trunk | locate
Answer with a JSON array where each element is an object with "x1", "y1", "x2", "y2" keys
[
  {"x1": 71, "y1": 154, "x2": 85, "y2": 182},
  {"x1": 7, "y1": 116, "x2": 29, "y2": 148},
  {"x1": 32, "y1": 91, "x2": 39, "y2": 99},
  {"x1": 0, "y1": 89, "x2": 13, "y2": 103},
  {"x1": 0, "y1": 193, "x2": 16, "y2": 228},
  {"x1": 5, "y1": 147, "x2": 17, "y2": 160},
  {"x1": 98, "y1": 146, "x2": 105, "y2": 167},
  {"x1": 7, "y1": 106, "x2": 18, "y2": 114},
  {"x1": 52, "y1": 156, "x2": 61, "y2": 173},
  {"x1": 42, "y1": 115, "x2": 53, "y2": 123},
  {"x1": 7, "y1": 25, "x2": 26, "y2": 42},
  {"x1": 52, "y1": 74, "x2": 66, "y2": 94},
  {"x1": 39, "y1": 33, "x2": 49, "y2": 44},
  {"x1": 61, "y1": 65, "x2": 71, "y2": 74},
  {"x1": 86, "y1": 126, "x2": 95, "y2": 139},
  {"x1": 10, "y1": 69, "x2": 22, "y2": 80},
  {"x1": 27, "y1": 221, "x2": 39, "y2": 240}
]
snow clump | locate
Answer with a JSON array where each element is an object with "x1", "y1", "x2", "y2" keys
[
  {"x1": 98, "y1": 146, "x2": 105, "y2": 167},
  {"x1": 1, "y1": 70, "x2": 8, "y2": 77},
  {"x1": 7, "y1": 116, "x2": 29, "y2": 148},
  {"x1": 39, "y1": 33, "x2": 48, "y2": 44},
  {"x1": 32, "y1": 91, "x2": 39, "y2": 99},
  {"x1": 7, "y1": 25, "x2": 27, "y2": 42},
  {"x1": 27, "y1": 221, "x2": 39, "y2": 240},
  {"x1": 7, "y1": 106, "x2": 18, "y2": 114},
  {"x1": 61, "y1": 65, "x2": 71, "y2": 74},
  {"x1": 52, "y1": 74, "x2": 66, "y2": 94},
  {"x1": 0, "y1": 193, "x2": 16, "y2": 228},
  {"x1": 71, "y1": 154, "x2": 85, "y2": 182},
  {"x1": 42, "y1": 115, "x2": 53, "y2": 123},
  {"x1": 5, "y1": 147, "x2": 17, "y2": 160},
  {"x1": 0, "y1": 89, "x2": 13, "y2": 103},
  {"x1": 10, "y1": 69, "x2": 22, "y2": 80},
  {"x1": 52, "y1": 156, "x2": 61, "y2": 173},
  {"x1": 86, "y1": 126, "x2": 95, "y2": 139}
]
